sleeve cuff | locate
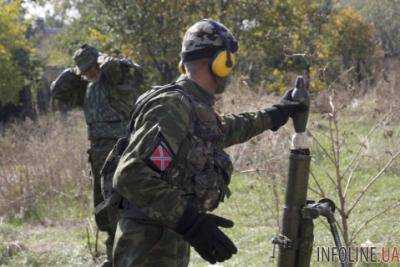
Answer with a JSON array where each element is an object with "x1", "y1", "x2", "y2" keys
[
  {"x1": 174, "y1": 201, "x2": 200, "y2": 235},
  {"x1": 265, "y1": 106, "x2": 288, "y2": 131}
]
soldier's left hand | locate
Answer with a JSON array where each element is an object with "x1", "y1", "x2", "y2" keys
[{"x1": 267, "y1": 89, "x2": 309, "y2": 131}]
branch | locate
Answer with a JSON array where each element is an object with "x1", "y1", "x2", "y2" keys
[
  {"x1": 332, "y1": 107, "x2": 341, "y2": 180},
  {"x1": 240, "y1": 169, "x2": 268, "y2": 174},
  {"x1": 310, "y1": 157, "x2": 338, "y2": 188},
  {"x1": 309, "y1": 169, "x2": 326, "y2": 197},
  {"x1": 308, "y1": 186, "x2": 322, "y2": 196},
  {"x1": 328, "y1": 116, "x2": 338, "y2": 168},
  {"x1": 308, "y1": 130, "x2": 337, "y2": 166},
  {"x1": 342, "y1": 112, "x2": 393, "y2": 179},
  {"x1": 350, "y1": 201, "x2": 400, "y2": 243},
  {"x1": 343, "y1": 158, "x2": 361, "y2": 198},
  {"x1": 347, "y1": 150, "x2": 400, "y2": 216},
  {"x1": 326, "y1": 66, "x2": 355, "y2": 92}
]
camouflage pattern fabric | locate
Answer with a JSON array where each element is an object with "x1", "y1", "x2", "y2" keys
[
  {"x1": 50, "y1": 68, "x2": 88, "y2": 108},
  {"x1": 52, "y1": 54, "x2": 143, "y2": 264},
  {"x1": 73, "y1": 44, "x2": 99, "y2": 74},
  {"x1": 113, "y1": 217, "x2": 190, "y2": 267},
  {"x1": 112, "y1": 75, "x2": 276, "y2": 265},
  {"x1": 181, "y1": 19, "x2": 237, "y2": 55},
  {"x1": 87, "y1": 138, "x2": 117, "y2": 261},
  {"x1": 84, "y1": 56, "x2": 142, "y2": 140}
]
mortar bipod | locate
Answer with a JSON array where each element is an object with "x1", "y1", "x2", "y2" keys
[
  {"x1": 302, "y1": 198, "x2": 349, "y2": 267},
  {"x1": 272, "y1": 198, "x2": 349, "y2": 267}
]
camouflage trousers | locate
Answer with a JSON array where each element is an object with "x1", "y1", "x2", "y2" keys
[
  {"x1": 113, "y1": 217, "x2": 190, "y2": 267},
  {"x1": 88, "y1": 138, "x2": 118, "y2": 262}
]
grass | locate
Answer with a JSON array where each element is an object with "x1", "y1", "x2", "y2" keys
[
  {"x1": 1, "y1": 79, "x2": 400, "y2": 266},
  {"x1": 1, "y1": 170, "x2": 399, "y2": 266},
  {"x1": 0, "y1": 219, "x2": 96, "y2": 266}
]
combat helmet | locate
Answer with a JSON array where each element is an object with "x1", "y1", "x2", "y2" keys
[
  {"x1": 180, "y1": 19, "x2": 238, "y2": 77},
  {"x1": 73, "y1": 44, "x2": 100, "y2": 74}
]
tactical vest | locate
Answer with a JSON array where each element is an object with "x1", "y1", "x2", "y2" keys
[
  {"x1": 84, "y1": 82, "x2": 126, "y2": 140},
  {"x1": 164, "y1": 84, "x2": 233, "y2": 212},
  {"x1": 98, "y1": 81, "x2": 233, "y2": 217},
  {"x1": 84, "y1": 59, "x2": 138, "y2": 140}
]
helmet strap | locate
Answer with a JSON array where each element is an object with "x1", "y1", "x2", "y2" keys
[{"x1": 226, "y1": 51, "x2": 233, "y2": 68}]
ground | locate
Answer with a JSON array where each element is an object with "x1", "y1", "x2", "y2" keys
[
  {"x1": 1, "y1": 170, "x2": 399, "y2": 266},
  {"x1": 1, "y1": 87, "x2": 400, "y2": 266}
]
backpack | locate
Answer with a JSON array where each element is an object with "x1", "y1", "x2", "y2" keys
[
  {"x1": 99, "y1": 56, "x2": 144, "y2": 88},
  {"x1": 95, "y1": 82, "x2": 190, "y2": 216}
]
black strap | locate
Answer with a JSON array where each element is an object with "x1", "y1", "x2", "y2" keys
[
  {"x1": 181, "y1": 46, "x2": 222, "y2": 62},
  {"x1": 126, "y1": 82, "x2": 193, "y2": 134}
]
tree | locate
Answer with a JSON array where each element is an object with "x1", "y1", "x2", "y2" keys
[
  {"x1": 345, "y1": 0, "x2": 400, "y2": 57},
  {"x1": 74, "y1": 0, "x2": 244, "y2": 83},
  {"x1": 0, "y1": 0, "x2": 28, "y2": 105},
  {"x1": 47, "y1": 0, "x2": 376, "y2": 91},
  {"x1": 316, "y1": 6, "x2": 375, "y2": 83},
  {"x1": 0, "y1": 0, "x2": 44, "y2": 121}
]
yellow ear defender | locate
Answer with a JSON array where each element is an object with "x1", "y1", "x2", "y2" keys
[
  {"x1": 210, "y1": 50, "x2": 236, "y2": 78},
  {"x1": 179, "y1": 51, "x2": 236, "y2": 77},
  {"x1": 179, "y1": 20, "x2": 238, "y2": 77},
  {"x1": 178, "y1": 60, "x2": 186, "y2": 75}
]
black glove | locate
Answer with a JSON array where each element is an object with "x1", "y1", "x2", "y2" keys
[
  {"x1": 175, "y1": 204, "x2": 237, "y2": 264},
  {"x1": 266, "y1": 89, "x2": 308, "y2": 131}
]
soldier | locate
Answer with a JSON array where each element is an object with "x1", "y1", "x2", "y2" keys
[
  {"x1": 111, "y1": 19, "x2": 307, "y2": 266},
  {"x1": 51, "y1": 44, "x2": 144, "y2": 267}
]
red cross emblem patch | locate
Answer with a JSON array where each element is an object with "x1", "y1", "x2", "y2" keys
[{"x1": 149, "y1": 142, "x2": 172, "y2": 171}]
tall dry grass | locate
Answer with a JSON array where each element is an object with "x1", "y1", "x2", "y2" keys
[
  {"x1": 219, "y1": 77, "x2": 291, "y2": 172},
  {"x1": 0, "y1": 112, "x2": 90, "y2": 220},
  {"x1": 0, "y1": 65, "x2": 399, "y2": 249}
]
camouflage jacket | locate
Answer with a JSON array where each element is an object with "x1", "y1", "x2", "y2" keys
[
  {"x1": 113, "y1": 76, "x2": 275, "y2": 228},
  {"x1": 85, "y1": 56, "x2": 144, "y2": 140},
  {"x1": 50, "y1": 68, "x2": 87, "y2": 108},
  {"x1": 52, "y1": 55, "x2": 144, "y2": 140}
]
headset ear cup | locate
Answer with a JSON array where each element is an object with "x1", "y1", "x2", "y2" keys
[
  {"x1": 178, "y1": 60, "x2": 186, "y2": 74},
  {"x1": 211, "y1": 51, "x2": 236, "y2": 78}
]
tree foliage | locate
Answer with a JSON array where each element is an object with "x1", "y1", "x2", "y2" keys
[
  {"x1": 0, "y1": 0, "x2": 44, "y2": 106},
  {"x1": 7, "y1": 0, "x2": 380, "y2": 96},
  {"x1": 316, "y1": 6, "x2": 375, "y2": 83},
  {"x1": 0, "y1": 0, "x2": 29, "y2": 105},
  {"x1": 346, "y1": 0, "x2": 400, "y2": 57}
]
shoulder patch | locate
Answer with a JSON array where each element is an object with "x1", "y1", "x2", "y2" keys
[{"x1": 149, "y1": 141, "x2": 172, "y2": 172}]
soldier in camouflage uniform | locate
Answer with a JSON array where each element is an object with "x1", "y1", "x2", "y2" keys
[
  {"x1": 51, "y1": 44, "x2": 144, "y2": 267},
  {"x1": 112, "y1": 19, "x2": 306, "y2": 266}
]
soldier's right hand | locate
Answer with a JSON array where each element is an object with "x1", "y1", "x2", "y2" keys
[
  {"x1": 51, "y1": 68, "x2": 87, "y2": 96},
  {"x1": 175, "y1": 205, "x2": 237, "y2": 264}
]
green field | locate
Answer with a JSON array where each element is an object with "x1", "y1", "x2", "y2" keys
[
  {"x1": 1, "y1": 94, "x2": 400, "y2": 266},
  {"x1": 1, "y1": 170, "x2": 399, "y2": 266}
]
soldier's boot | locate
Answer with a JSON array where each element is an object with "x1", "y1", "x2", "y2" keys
[
  {"x1": 105, "y1": 228, "x2": 115, "y2": 266},
  {"x1": 100, "y1": 259, "x2": 112, "y2": 267}
]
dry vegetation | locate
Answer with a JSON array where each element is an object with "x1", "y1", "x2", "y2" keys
[
  {"x1": 0, "y1": 112, "x2": 90, "y2": 220},
  {"x1": 1, "y1": 65, "x2": 400, "y2": 266}
]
